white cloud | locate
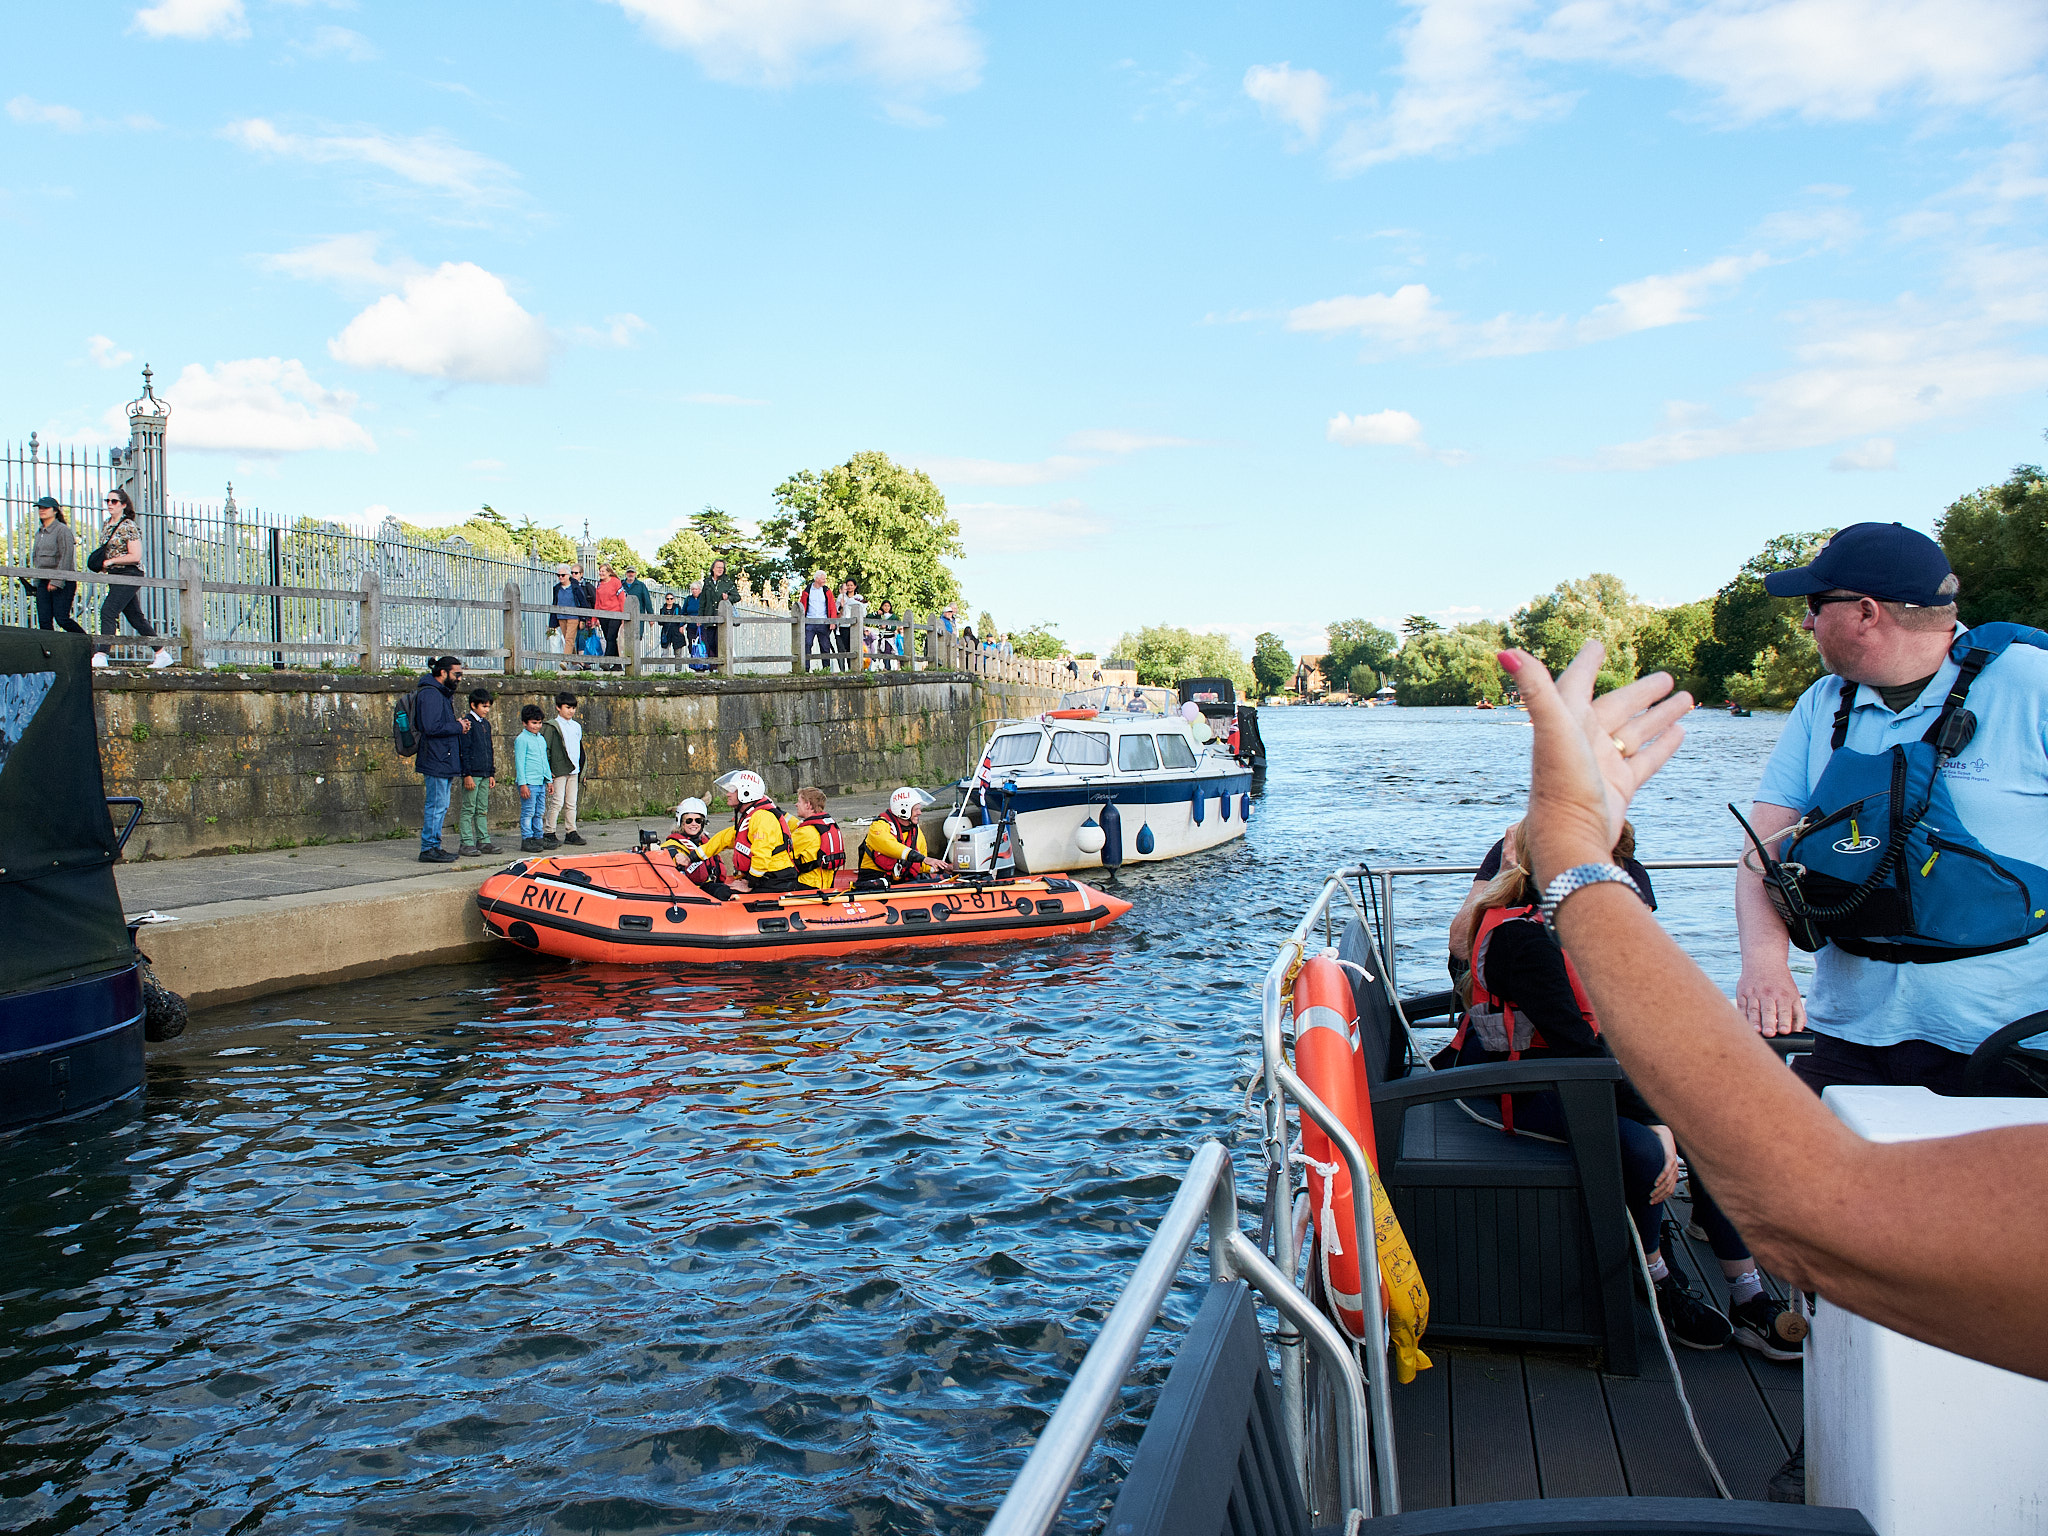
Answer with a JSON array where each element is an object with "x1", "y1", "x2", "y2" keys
[
  {"x1": 162, "y1": 358, "x2": 375, "y2": 454},
  {"x1": 329, "y1": 262, "x2": 555, "y2": 385},
  {"x1": 87, "y1": 335, "x2": 134, "y2": 369},
  {"x1": 296, "y1": 25, "x2": 377, "y2": 61},
  {"x1": 605, "y1": 0, "x2": 982, "y2": 92},
  {"x1": 225, "y1": 118, "x2": 521, "y2": 209},
  {"x1": 568, "y1": 313, "x2": 650, "y2": 348},
  {"x1": 263, "y1": 232, "x2": 422, "y2": 292},
  {"x1": 8, "y1": 97, "x2": 85, "y2": 131},
  {"x1": 1328, "y1": 408, "x2": 1470, "y2": 463},
  {"x1": 1831, "y1": 437, "x2": 1898, "y2": 471},
  {"x1": 132, "y1": 0, "x2": 248, "y2": 41},
  {"x1": 1244, "y1": 63, "x2": 1336, "y2": 145},
  {"x1": 1280, "y1": 0, "x2": 2048, "y2": 173},
  {"x1": 1288, "y1": 252, "x2": 1769, "y2": 357},
  {"x1": 954, "y1": 499, "x2": 1106, "y2": 553}
]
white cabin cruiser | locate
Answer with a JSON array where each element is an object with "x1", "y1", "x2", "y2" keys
[{"x1": 945, "y1": 686, "x2": 1255, "y2": 874}]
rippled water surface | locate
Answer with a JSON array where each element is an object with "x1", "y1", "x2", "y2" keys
[{"x1": 1, "y1": 705, "x2": 1789, "y2": 1534}]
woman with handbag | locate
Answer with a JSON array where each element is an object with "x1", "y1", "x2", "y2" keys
[
  {"x1": 29, "y1": 496, "x2": 85, "y2": 635},
  {"x1": 91, "y1": 489, "x2": 174, "y2": 669}
]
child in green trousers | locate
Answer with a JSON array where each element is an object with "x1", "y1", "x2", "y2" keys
[{"x1": 457, "y1": 687, "x2": 497, "y2": 856}]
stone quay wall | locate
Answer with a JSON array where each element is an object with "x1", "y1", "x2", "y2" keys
[{"x1": 94, "y1": 670, "x2": 1064, "y2": 860}]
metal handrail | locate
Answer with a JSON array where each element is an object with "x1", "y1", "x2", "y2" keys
[
  {"x1": 984, "y1": 1139, "x2": 1371, "y2": 1536},
  {"x1": 1369, "y1": 859, "x2": 1740, "y2": 992}
]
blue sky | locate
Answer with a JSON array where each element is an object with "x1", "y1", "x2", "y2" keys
[{"x1": 7, "y1": 1, "x2": 2047, "y2": 660}]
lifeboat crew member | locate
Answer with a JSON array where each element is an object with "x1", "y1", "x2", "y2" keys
[
  {"x1": 857, "y1": 786, "x2": 951, "y2": 887},
  {"x1": 660, "y1": 797, "x2": 734, "y2": 898},
  {"x1": 791, "y1": 786, "x2": 846, "y2": 893},
  {"x1": 692, "y1": 770, "x2": 801, "y2": 894}
]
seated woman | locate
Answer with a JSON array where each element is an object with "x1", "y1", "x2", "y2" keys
[{"x1": 1449, "y1": 833, "x2": 1798, "y2": 1354}]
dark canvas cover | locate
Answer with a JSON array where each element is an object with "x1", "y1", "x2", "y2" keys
[{"x1": 0, "y1": 627, "x2": 133, "y2": 996}]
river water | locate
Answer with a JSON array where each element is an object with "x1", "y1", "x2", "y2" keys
[{"x1": 1, "y1": 705, "x2": 1793, "y2": 1535}]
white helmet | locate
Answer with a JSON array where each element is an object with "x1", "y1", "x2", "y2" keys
[
  {"x1": 715, "y1": 769, "x2": 767, "y2": 805},
  {"x1": 889, "y1": 786, "x2": 935, "y2": 819},
  {"x1": 674, "y1": 796, "x2": 708, "y2": 821}
]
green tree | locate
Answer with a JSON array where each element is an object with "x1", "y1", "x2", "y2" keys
[
  {"x1": 1938, "y1": 465, "x2": 2048, "y2": 628},
  {"x1": 1509, "y1": 573, "x2": 1643, "y2": 690},
  {"x1": 594, "y1": 536, "x2": 646, "y2": 575},
  {"x1": 1111, "y1": 624, "x2": 1254, "y2": 691},
  {"x1": 1388, "y1": 624, "x2": 1507, "y2": 705},
  {"x1": 1401, "y1": 613, "x2": 1442, "y2": 637},
  {"x1": 1324, "y1": 619, "x2": 1399, "y2": 692},
  {"x1": 1348, "y1": 664, "x2": 1383, "y2": 697},
  {"x1": 1011, "y1": 622, "x2": 1063, "y2": 659},
  {"x1": 1633, "y1": 599, "x2": 1715, "y2": 695},
  {"x1": 397, "y1": 510, "x2": 575, "y2": 563},
  {"x1": 761, "y1": 451, "x2": 963, "y2": 613},
  {"x1": 1252, "y1": 632, "x2": 1293, "y2": 694},
  {"x1": 1723, "y1": 608, "x2": 1825, "y2": 709},
  {"x1": 976, "y1": 609, "x2": 997, "y2": 639},
  {"x1": 1694, "y1": 531, "x2": 1832, "y2": 700},
  {"x1": 650, "y1": 525, "x2": 715, "y2": 589},
  {"x1": 686, "y1": 506, "x2": 782, "y2": 596}
]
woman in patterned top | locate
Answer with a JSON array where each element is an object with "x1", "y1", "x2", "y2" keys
[{"x1": 92, "y1": 489, "x2": 173, "y2": 669}]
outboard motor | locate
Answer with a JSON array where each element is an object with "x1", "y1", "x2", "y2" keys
[
  {"x1": 1235, "y1": 704, "x2": 1267, "y2": 770},
  {"x1": 1100, "y1": 802, "x2": 1124, "y2": 870}
]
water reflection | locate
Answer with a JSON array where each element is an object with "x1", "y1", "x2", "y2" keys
[{"x1": 0, "y1": 705, "x2": 1785, "y2": 1533}]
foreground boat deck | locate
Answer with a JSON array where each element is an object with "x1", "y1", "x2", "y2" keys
[{"x1": 1391, "y1": 1196, "x2": 1803, "y2": 1508}]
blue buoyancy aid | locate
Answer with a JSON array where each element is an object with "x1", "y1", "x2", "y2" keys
[{"x1": 1776, "y1": 622, "x2": 2048, "y2": 962}]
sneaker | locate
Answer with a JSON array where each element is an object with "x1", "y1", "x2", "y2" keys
[
  {"x1": 563, "y1": 831, "x2": 587, "y2": 846},
  {"x1": 1685, "y1": 1219, "x2": 1708, "y2": 1241},
  {"x1": 91, "y1": 653, "x2": 110, "y2": 669},
  {"x1": 457, "y1": 844, "x2": 480, "y2": 857},
  {"x1": 1766, "y1": 1440, "x2": 1805, "y2": 1504},
  {"x1": 419, "y1": 848, "x2": 459, "y2": 864},
  {"x1": 1655, "y1": 1260, "x2": 1733, "y2": 1350},
  {"x1": 478, "y1": 842, "x2": 499, "y2": 854},
  {"x1": 1732, "y1": 1293, "x2": 1809, "y2": 1361},
  {"x1": 520, "y1": 837, "x2": 544, "y2": 853},
  {"x1": 150, "y1": 648, "x2": 175, "y2": 669},
  {"x1": 541, "y1": 834, "x2": 560, "y2": 849}
]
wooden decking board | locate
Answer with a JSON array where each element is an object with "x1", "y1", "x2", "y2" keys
[
  {"x1": 1389, "y1": 1346, "x2": 1453, "y2": 1511},
  {"x1": 1600, "y1": 1312, "x2": 1722, "y2": 1499},
  {"x1": 1447, "y1": 1351, "x2": 1540, "y2": 1506},
  {"x1": 1522, "y1": 1355, "x2": 1626, "y2": 1499}
]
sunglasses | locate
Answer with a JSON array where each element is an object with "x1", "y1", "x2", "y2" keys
[{"x1": 1806, "y1": 593, "x2": 1867, "y2": 615}]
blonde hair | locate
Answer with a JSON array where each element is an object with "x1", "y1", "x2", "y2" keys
[
  {"x1": 1457, "y1": 820, "x2": 1637, "y2": 1003},
  {"x1": 797, "y1": 786, "x2": 827, "y2": 814}
]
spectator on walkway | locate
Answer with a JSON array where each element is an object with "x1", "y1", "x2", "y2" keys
[
  {"x1": 876, "y1": 599, "x2": 902, "y2": 670},
  {"x1": 684, "y1": 580, "x2": 709, "y2": 670},
  {"x1": 549, "y1": 565, "x2": 582, "y2": 661},
  {"x1": 699, "y1": 558, "x2": 741, "y2": 664},
  {"x1": 457, "y1": 687, "x2": 498, "y2": 857},
  {"x1": 802, "y1": 569, "x2": 837, "y2": 672},
  {"x1": 622, "y1": 566, "x2": 654, "y2": 656},
  {"x1": 30, "y1": 496, "x2": 84, "y2": 636},
  {"x1": 595, "y1": 563, "x2": 626, "y2": 657},
  {"x1": 514, "y1": 703, "x2": 550, "y2": 852},
  {"x1": 658, "y1": 591, "x2": 687, "y2": 661},
  {"x1": 542, "y1": 692, "x2": 587, "y2": 849},
  {"x1": 838, "y1": 578, "x2": 866, "y2": 672},
  {"x1": 91, "y1": 488, "x2": 173, "y2": 670},
  {"x1": 413, "y1": 656, "x2": 468, "y2": 863},
  {"x1": 939, "y1": 604, "x2": 957, "y2": 635}
]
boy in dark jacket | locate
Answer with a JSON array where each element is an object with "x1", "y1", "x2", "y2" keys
[
  {"x1": 413, "y1": 657, "x2": 468, "y2": 863},
  {"x1": 457, "y1": 687, "x2": 497, "y2": 856}
]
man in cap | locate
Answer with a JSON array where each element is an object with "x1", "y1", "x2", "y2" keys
[{"x1": 1735, "y1": 520, "x2": 2048, "y2": 1095}]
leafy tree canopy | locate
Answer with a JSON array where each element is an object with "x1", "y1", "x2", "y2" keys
[
  {"x1": 1694, "y1": 530, "x2": 1831, "y2": 699},
  {"x1": 593, "y1": 536, "x2": 647, "y2": 576},
  {"x1": 1111, "y1": 624, "x2": 1253, "y2": 691},
  {"x1": 1348, "y1": 664, "x2": 1384, "y2": 697},
  {"x1": 1724, "y1": 608, "x2": 1824, "y2": 710},
  {"x1": 762, "y1": 452, "x2": 963, "y2": 614},
  {"x1": 685, "y1": 506, "x2": 782, "y2": 597},
  {"x1": 1011, "y1": 622, "x2": 1063, "y2": 659},
  {"x1": 1325, "y1": 619, "x2": 1399, "y2": 690},
  {"x1": 1633, "y1": 600, "x2": 1715, "y2": 695},
  {"x1": 1509, "y1": 572, "x2": 1642, "y2": 690},
  {"x1": 1938, "y1": 465, "x2": 2048, "y2": 629},
  {"x1": 650, "y1": 525, "x2": 716, "y2": 591},
  {"x1": 396, "y1": 508, "x2": 575, "y2": 564},
  {"x1": 1401, "y1": 613, "x2": 1442, "y2": 637},
  {"x1": 1252, "y1": 632, "x2": 1294, "y2": 694},
  {"x1": 976, "y1": 609, "x2": 997, "y2": 639},
  {"x1": 1388, "y1": 625, "x2": 1507, "y2": 705}
]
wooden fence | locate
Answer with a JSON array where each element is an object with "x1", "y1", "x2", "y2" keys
[{"x1": 5, "y1": 561, "x2": 1076, "y2": 688}]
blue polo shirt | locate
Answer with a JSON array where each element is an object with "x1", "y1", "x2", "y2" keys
[{"x1": 1755, "y1": 627, "x2": 2048, "y2": 1053}]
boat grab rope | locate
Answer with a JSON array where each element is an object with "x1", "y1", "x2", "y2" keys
[{"x1": 1631, "y1": 1232, "x2": 1733, "y2": 1499}]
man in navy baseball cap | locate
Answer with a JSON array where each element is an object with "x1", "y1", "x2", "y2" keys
[{"x1": 1761, "y1": 521, "x2": 1957, "y2": 607}]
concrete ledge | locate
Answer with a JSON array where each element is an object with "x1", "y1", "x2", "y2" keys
[{"x1": 140, "y1": 869, "x2": 501, "y2": 1010}]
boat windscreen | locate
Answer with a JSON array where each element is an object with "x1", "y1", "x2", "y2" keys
[
  {"x1": 1157, "y1": 733, "x2": 1197, "y2": 770},
  {"x1": 1117, "y1": 734, "x2": 1160, "y2": 772},
  {"x1": 985, "y1": 732, "x2": 1041, "y2": 768}
]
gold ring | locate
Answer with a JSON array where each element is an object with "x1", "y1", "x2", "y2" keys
[{"x1": 1611, "y1": 735, "x2": 1633, "y2": 757}]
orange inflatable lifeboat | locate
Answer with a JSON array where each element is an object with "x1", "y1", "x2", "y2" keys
[{"x1": 476, "y1": 847, "x2": 1133, "y2": 964}]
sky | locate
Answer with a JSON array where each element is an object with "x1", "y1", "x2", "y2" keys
[{"x1": 6, "y1": 0, "x2": 2048, "y2": 661}]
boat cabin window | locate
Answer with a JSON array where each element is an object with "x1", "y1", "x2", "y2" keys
[
  {"x1": 986, "y1": 732, "x2": 1041, "y2": 768},
  {"x1": 1156, "y1": 733, "x2": 1196, "y2": 770},
  {"x1": 1049, "y1": 730, "x2": 1110, "y2": 766},
  {"x1": 1117, "y1": 734, "x2": 1160, "y2": 772}
]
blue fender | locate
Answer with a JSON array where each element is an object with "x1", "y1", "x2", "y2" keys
[
  {"x1": 1220, "y1": 788, "x2": 1231, "y2": 822},
  {"x1": 1135, "y1": 821, "x2": 1155, "y2": 856},
  {"x1": 1100, "y1": 801, "x2": 1124, "y2": 868},
  {"x1": 1240, "y1": 792, "x2": 1252, "y2": 822},
  {"x1": 1191, "y1": 784, "x2": 1205, "y2": 825}
]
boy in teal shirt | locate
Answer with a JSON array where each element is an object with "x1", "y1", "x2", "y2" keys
[{"x1": 514, "y1": 703, "x2": 551, "y2": 851}]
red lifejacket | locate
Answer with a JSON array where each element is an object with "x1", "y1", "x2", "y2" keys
[
  {"x1": 665, "y1": 838, "x2": 721, "y2": 887},
  {"x1": 797, "y1": 813, "x2": 845, "y2": 874},
  {"x1": 732, "y1": 798, "x2": 795, "y2": 877},
  {"x1": 860, "y1": 811, "x2": 927, "y2": 878},
  {"x1": 1457, "y1": 903, "x2": 1599, "y2": 1134}
]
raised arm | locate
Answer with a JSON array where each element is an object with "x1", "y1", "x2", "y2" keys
[{"x1": 1506, "y1": 642, "x2": 2048, "y2": 1381}]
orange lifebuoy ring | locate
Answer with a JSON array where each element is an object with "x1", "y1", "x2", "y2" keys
[
  {"x1": 1047, "y1": 708, "x2": 1098, "y2": 719},
  {"x1": 1293, "y1": 952, "x2": 1382, "y2": 1341}
]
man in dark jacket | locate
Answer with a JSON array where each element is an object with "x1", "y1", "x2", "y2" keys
[
  {"x1": 414, "y1": 657, "x2": 468, "y2": 863},
  {"x1": 699, "y1": 558, "x2": 741, "y2": 663}
]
